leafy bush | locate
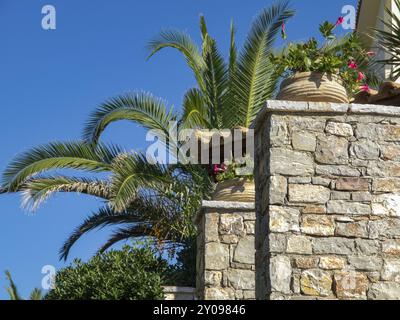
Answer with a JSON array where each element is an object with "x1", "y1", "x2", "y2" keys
[
  {"x1": 45, "y1": 246, "x2": 172, "y2": 300},
  {"x1": 271, "y1": 18, "x2": 373, "y2": 95}
]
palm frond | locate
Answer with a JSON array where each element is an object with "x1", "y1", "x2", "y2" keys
[
  {"x1": 181, "y1": 88, "x2": 211, "y2": 129},
  {"x1": 20, "y1": 176, "x2": 112, "y2": 211},
  {"x1": 59, "y1": 206, "x2": 146, "y2": 260},
  {"x1": 2, "y1": 142, "x2": 120, "y2": 192},
  {"x1": 231, "y1": 1, "x2": 294, "y2": 127},
  {"x1": 83, "y1": 92, "x2": 177, "y2": 144},
  {"x1": 373, "y1": 0, "x2": 400, "y2": 79},
  {"x1": 147, "y1": 30, "x2": 206, "y2": 92},
  {"x1": 97, "y1": 225, "x2": 155, "y2": 254},
  {"x1": 221, "y1": 20, "x2": 238, "y2": 128},
  {"x1": 110, "y1": 152, "x2": 173, "y2": 212},
  {"x1": 202, "y1": 33, "x2": 228, "y2": 128},
  {"x1": 5, "y1": 271, "x2": 22, "y2": 300},
  {"x1": 29, "y1": 288, "x2": 43, "y2": 300}
]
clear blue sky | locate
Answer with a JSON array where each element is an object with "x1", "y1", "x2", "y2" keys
[{"x1": 0, "y1": 0, "x2": 357, "y2": 298}]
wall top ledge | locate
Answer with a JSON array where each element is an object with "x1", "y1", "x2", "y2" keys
[
  {"x1": 194, "y1": 201, "x2": 255, "y2": 224},
  {"x1": 254, "y1": 100, "x2": 400, "y2": 131},
  {"x1": 201, "y1": 200, "x2": 255, "y2": 210}
]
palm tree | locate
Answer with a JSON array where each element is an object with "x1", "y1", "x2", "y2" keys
[
  {"x1": 373, "y1": 0, "x2": 400, "y2": 80},
  {"x1": 1, "y1": 1, "x2": 293, "y2": 260},
  {"x1": 2, "y1": 141, "x2": 211, "y2": 260},
  {"x1": 5, "y1": 271, "x2": 42, "y2": 300}
]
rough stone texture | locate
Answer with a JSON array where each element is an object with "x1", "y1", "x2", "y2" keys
[
  {"x1": 319, "y1": 257, "x2": 346, "y2": 270},
  {"x1": 301, "y1": 215, "x2": 335, "y2": 236},
  {"x1": 269, "y1": 175, "x2": 287, "y2": 205},
  {"x1": 270, "y1": 148, "x2": 314, "y2": 176},
  {"x1": 326, "y1": 122, "x2": 353, "y2": 137},
  {"x1": 289, "y1": 184, "x2": 331, "y2": 204},
  {"x1": 196, "y1": 203, "x2": 255, "y2": 300},
  {"x1": 327, "y1": 201, "x2": 371, "y2": 215},
  {"x1": 333, "y1": 271, "x2": 368, "y2": 299},
  {"x1": 316, "y1": 135, "x2": 349, "y2": 165},
  {"x1": 335, "y1": 178, "x2": 369, "y2": 191},
  {"x1": 270, "y1": 256, "x2": 292, "y2": 294},
  {"x1": 368, "y1": 282, "x2": 400, "y2": 300},
  {"x1": 300, "y1": 269, "x2": 332, "y2": 297},
  {"x1": 286, "y1": 235, "x2": 313, "y2": 254},
  {"x1": 292, "y1": 131, "x2": 316, "y2": 152},
  {"x1": 255, "y1": 101, "x2": 400, "y2": 300},
  {"x1": 269, "y1": 206, "x2": 300, "y2": 233}
]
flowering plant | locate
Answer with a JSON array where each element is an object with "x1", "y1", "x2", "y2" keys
[
  {"x1": 271, "y1": 18, "x2": 373, "y2": 95},
  {"x1": 212, "y1": 155, "x2": 254, "y2": 183}
]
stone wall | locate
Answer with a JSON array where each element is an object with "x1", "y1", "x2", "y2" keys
[
  {"x1": 163, "y1": 286, "x2": 196, "y2": 300},
  {"x1": 195, "y1": 201, "x2": 256, "y2": 300},
  {"x1": 254, "y1": 100, "x2": 400, "y2": 300}
]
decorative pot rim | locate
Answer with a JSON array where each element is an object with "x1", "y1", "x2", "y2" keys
[
  {"x1": 215, "y1": 177, "x2": 254, "y2": 187},
  {"x1": 281, "y1": 71, "x2": 343, "y2": 84}
]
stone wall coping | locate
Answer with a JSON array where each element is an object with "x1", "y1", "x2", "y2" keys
[
  {"x1": 253, "y1": 100, "x2": 400, "y2": 131},
  {"x1": 201, "y1": 200, "x2": 255, "y2": 210},
  {"x1": 163, "y1": 286, "x2": 196, "y2": 293},
  {"x1": 194, "y1": 200, "x2": 255, "y2": 225}
]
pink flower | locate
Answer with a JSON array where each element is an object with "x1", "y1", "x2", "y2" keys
[
  {"x1": 281, "y1": 22, "x2": 287, "y2": 39},
  {"x1": 357, "y1": 71, "x2": 366, "y2": 82},
  {"x1": 360, "y1": 84, "x2": 370, "y2": 92},
  {"x1": 213, "y1": 164, "x2": 227, "y2": 174},
  {"x1": 348, "y1": 60, "x2": 358, "y2": 70},
  {"x1": 335, "y1": 17, "x2": 344, "y2": 26},
  {"x1": 367, "y1": 51, "x2": 376, "y2": 57}
]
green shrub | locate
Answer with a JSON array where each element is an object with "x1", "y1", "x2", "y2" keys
[{"x1": 45, "y1": 246, "x2": 171, "y2": 300}]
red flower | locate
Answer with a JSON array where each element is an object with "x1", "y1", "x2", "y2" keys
[
  {"x1": 360, "y1": 84, "x2": 370, "y2": 92},
  {"x1": 281, "y1": 22, "x2": 287, "y2": 39},
  {"x1": 335, "y1": 16, "x2": 344, "y2": 26},
  {"x1": 348, "y1": 60, "x2": 358, "y2": 70},
  {"x1": 357, "y1": 71, "x2": 366, "y2": 82}
]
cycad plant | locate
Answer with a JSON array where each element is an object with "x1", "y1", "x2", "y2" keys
[
  {"x1": 1, "y1": 1, "x2": 294, "y2": 261},
  {"x1": 373, "y1": 0, "x2": 400, "y2": 80}
]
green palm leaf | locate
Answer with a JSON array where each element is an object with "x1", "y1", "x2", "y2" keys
[
  {"x1": 97, "y1": 225, "x2": 157, "y2": 254},
  {"x1": 29, "y1": 288, "x2": 43, "y2": 300},
  {"x1": 181, "y1": 88, "x2": 211, "y2": 129},
  {"x1": 110, "y1": 152, "x2": 173, "y2": 212},
  {"x1": 373, "y1": 0, "x2": 400, "y2": 79},
  {"x1": 83, "y1": 92, "x2": 177, "y2": 144},
  {"x1": 147, "y1": 30, "x2": 206, "y2": 93},
  {"x1": 2, "y1": 142, "x2": 120, "y2": 192},
  {"x1": 59, "y1": 206, "x2": 146, "y2": 260},
  {"x1": 5, "y1": 271, "x2": 22, "y2": 300},
  {"x1": 20, "y1": 176, "x2": 112, "y2": 211},
  {"x1": 230, "y1": 1, "x2": 294, "y2": 127}
]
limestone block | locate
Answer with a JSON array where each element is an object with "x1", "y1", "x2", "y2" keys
[
  {"x1": 319, "y1": 257, "x2": 346, "y2": 270},
  {"x1": 233, "y1": 236, "x2": 255, "y2": 265},
  {"x1": 333, "y1": 271, "x2": 368, "y2": 299},
  {"x1": 325, "y1": 122, "x2": 353, "y2": 137},
  {"x1": 292, "y1": 131, "x2": 316, "y2": 152},
  {"x1": 269, "y1": 206, "x2": 300, "y2": 233},
  {"x1": 205, "y1": 243, "x2": 230, "y2": 270},
  {"x1": 300, "y1": 269, "x2": 332, "y2": 297},
  {"x1": 270, "y1": 255, "x2": 292, "y2": 294},
  {"x1": 286, "y1": 235, "x2": 313, "y2": 254},
  {"x1": 270, "y1": 148, "x2": 314, "y2": 176},
  {"x1": 289, "y1": 184, "x2": 331, "y2": 204},
  {"x1": 315, "y1": 136, "x2": 349, "y2": 164},
  {"x1": 301, "y1": 215, "x2": 335, "y2": 236}
]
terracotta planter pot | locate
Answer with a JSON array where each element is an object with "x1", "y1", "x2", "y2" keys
[
  {"x1": 212, "y1": 178, "x2": 255, "y2": 203},
  {"x1": 277, "y1": 72, "x2": 349, "y2": 103}
]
